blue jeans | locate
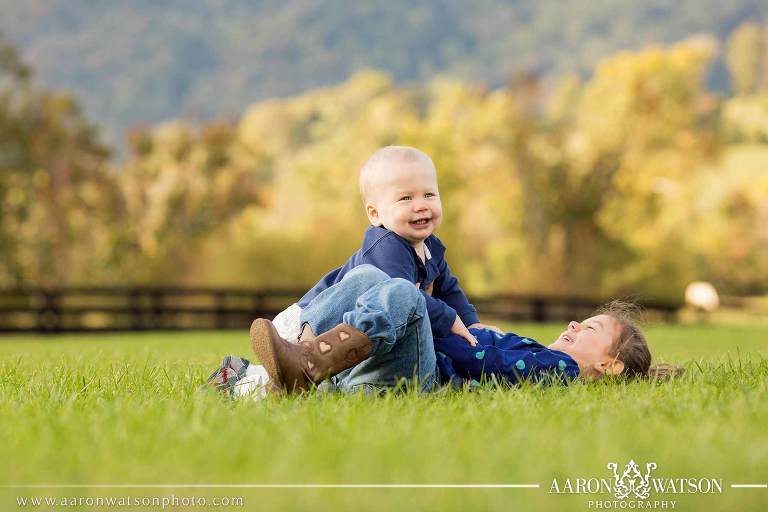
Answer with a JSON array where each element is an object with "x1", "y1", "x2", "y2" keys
[{"x1": 300, "y1": 264, "x2": 437, "y2": 392}]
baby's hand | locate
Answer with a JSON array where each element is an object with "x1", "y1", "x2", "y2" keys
[
  {"x1": 451, "y1": 316, "x2": 477, "y2": 346},
  {"x1": 468, "y1": 322, "x2": 503, "y2": 334}
]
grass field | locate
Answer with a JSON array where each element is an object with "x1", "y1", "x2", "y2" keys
[{"x1": 1, "y1": 322, "x2": 767, "y2": 511}]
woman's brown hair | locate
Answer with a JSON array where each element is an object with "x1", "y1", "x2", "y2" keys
[{"x1": 596, "y1": 300, "x2": 685, "y2": 380}]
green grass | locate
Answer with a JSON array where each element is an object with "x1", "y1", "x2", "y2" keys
[{"x1": 1, "y1": 323, "x2": 767, "y2": 511}]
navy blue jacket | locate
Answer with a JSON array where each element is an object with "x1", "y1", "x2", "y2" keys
[
  {"x1": 435, "y1": 328, "x2": 580, "y2": 385},
  {"x1": 298, "y1": 226, "x2": 478, "y2": 337}
]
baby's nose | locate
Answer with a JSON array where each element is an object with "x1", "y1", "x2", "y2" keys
[{"x1": 568, "y1": 321, "x2": 580, "y2": 331}]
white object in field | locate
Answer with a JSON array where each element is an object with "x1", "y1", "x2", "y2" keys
[
  {"x1": 685, "y1": 282, "x2": 720, "y2": 312},
  {"x1": 233, "y1": 364, "x2": 271, "y2": 401},
  {"x1": 272, "y1": 302, "x2": 303, "y2": 343}
]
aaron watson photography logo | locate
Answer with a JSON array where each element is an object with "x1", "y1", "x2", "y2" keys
[{"x1": 549, "y1": 460, "x2": 723, "y2": 509}]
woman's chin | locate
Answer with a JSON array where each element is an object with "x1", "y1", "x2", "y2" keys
[{"x1": 549, "y1": 340, "x2": 569, "y2": 353}]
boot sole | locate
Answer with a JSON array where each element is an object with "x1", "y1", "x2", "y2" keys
[{"x1": 249, "y1": 319, "x2": 284, "y2": 389}]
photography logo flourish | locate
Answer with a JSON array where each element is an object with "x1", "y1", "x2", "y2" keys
[
  {"x1": 549, "y1": 459, "x2": 723, "y2": 509},
  {"x1": 607, "y1": 460, "x2": 656, "y2": 500}
]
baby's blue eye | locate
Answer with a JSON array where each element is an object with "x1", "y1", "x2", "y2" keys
[
  {"x1": 399, "y1": 196, "x2": 411, "y2": 201},
  {"x1": 425, "y1": 193, "x2": 435, "y2": 198}
]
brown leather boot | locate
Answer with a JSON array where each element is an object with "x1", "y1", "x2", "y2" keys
[{"x1": 249, "y1": 318, "x2": 372, "y2": 393}]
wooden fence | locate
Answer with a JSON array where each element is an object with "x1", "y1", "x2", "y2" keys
[{"x1": 0, "y1": 287, "x2": 680, "y2": 333}]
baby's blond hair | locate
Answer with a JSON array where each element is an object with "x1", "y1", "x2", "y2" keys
[{"x1": 358, "y1": 146, "x2": 434, "y2": 203}]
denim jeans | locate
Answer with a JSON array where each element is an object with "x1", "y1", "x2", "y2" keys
[{"x1": 300, "y1": 264, "x2": 437, "y2": 392}]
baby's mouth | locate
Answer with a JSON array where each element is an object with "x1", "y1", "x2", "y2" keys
[
  {"x1": 410, "y1": 218, "x2": 431, "y2": 226},
  {"x1": 561, "y1": 334, "x2": 574, "y2": 344}
]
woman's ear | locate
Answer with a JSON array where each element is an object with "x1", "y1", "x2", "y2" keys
[
  {"x1": 594, "y1": 359, "x2": 625, "y2": 377},
  {"x1": 366, "y1": 203, "x2": 382, "y2": 226}
]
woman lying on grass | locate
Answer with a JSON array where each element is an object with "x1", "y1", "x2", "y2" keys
[
  {"x1": 451, "y1": 301, "x2": 679, "y2": 385},
  {"x1": 209, "y1": 265, "x2": 677, "y2": 398},
  {"x1": 433, "y1": 300, "x2": 673, "y2": 387}
]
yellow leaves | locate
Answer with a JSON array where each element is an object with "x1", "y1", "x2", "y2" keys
[
  {"x1": 547, "y1": 73, "x2": 582, "y2": 122},
  {"x1": 68, "y1": 209, "x2": 86, "y2": 231},
  {"x1": 238, "y1": 99, "x2": 297, "y2": 156},
  {"x1": 527, "y1": 136, "x2": 562, "y2": 169},
  {"x1": 422, "y1": 81, "x2": 516, "y2": 146},
  {"x1": 726, "y1": 23, "x2": 767, "y2": 95},
  {"x1": 7, "y1": 33, "x2": 768, "y2": 295},
  {"x1": 579, "y1": 38, "x2": 716, "y2": 156},
  {"x1": 4, "y1": 181, "x2": 27, "y2": 207},
  {"x1": 149, "y1": 121, "x2": 193, "y2": 163},
  {"x1": 573, "y1": 38, "x2": 722, "y2": 286},
  {"x1": 722, "y1": 94, "x2": 768, "y2": 141},
  {"x1": 40, "y1": 93, "x2": 79, "y2": 119},
  {"x1": 238, "y1": 70, "x2": 397, "y2": 158},
  {"x1": 336, "y1": 69, "x2": 394, "y2": 102},
  {"x1": 78, "y1": 182, "x2": 102, "y2": 208},
  {"x1": 32, "y1": 170, "x2": 50, "y2": 188}
]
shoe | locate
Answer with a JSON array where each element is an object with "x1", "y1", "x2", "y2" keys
[
  {"x1": 249, "y1": 318, "x2": 371, "y2": 393},
  {"x1": 233, "y1": 364, "x2": 272, "y2": 401},
  {"x1": 205, "y1": 355, "x2": 251, "y2": 396}
]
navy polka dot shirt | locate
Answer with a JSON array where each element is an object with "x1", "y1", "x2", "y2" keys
[{"x1": 434, "y1": 328, "x2": 580, "y2": 386}]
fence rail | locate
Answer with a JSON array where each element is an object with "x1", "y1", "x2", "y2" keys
[{"x1": 0, "y1": 287, "x2": 681, "y2": 333}]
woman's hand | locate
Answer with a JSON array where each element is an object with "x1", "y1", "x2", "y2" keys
[
  {"x1": 451, "y1": 316, "x2": 477, "y2": 346},
  {"x1": 468, "y1": 322, "x2": 503, "y2": 334}
]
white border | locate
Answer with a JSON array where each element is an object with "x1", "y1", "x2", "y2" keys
[{"x1": 2, "y1": 484, "x2": 540, "y2": 489}]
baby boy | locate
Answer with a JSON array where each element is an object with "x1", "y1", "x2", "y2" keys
[{"x1": 287, "y1": 145, "x2": 499, "y2": 344}]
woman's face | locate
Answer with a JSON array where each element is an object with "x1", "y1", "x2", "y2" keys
[{"x1": 548, "y1": 314, "x2": 624, "y2": 378}]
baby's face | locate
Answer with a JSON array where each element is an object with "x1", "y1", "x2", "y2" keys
[
  {"x1": 366, "y1": 159, "x2": 443, "y2": 245},
  {"x1": 548, "y1": 314, "x2": 622, "y2": 378}
]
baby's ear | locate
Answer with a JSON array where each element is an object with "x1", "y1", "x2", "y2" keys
[{"x1": 366, "y1": 203, "x2": 382, "y2": 226}]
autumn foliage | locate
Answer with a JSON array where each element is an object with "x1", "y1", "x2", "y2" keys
[{"x1": 2, "y1": 30, "x2": 768, "y2": 300}]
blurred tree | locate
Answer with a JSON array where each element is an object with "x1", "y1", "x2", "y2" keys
[
  {"x1": 116, "y1": 120, "x2": 266, "y2": 283},
  {"x1": 4, "y1": 32, "x2": 768, "y2": 300},
  {"x1": 726, "y1": 22, "x2": 766, "y2": 95},
  {"x1": 206, "y1": 71, "x2": 417, "y2": 287},
  {"x1": 0, "y1": 36, "x2": 118, "y2": 285},
  {"x1": 404, "y1": 79, "x2": 523, "y2": 294},
  {"x1": 691, "y1": 154, "x2": 768, "y2": 294},
  {"x1": 722, "y1": 94, "x2": 768, "y2": 142},
  {"x1": 0, "y1": 39, "x2": 31, "y2": 280},
  {"x1": 577, "y1": 38, "x2": 721, "y2": 298}
]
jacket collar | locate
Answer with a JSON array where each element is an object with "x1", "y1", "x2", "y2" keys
[{"x1": 362, "y1": 225, "x2": 446, "y2": 263}]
